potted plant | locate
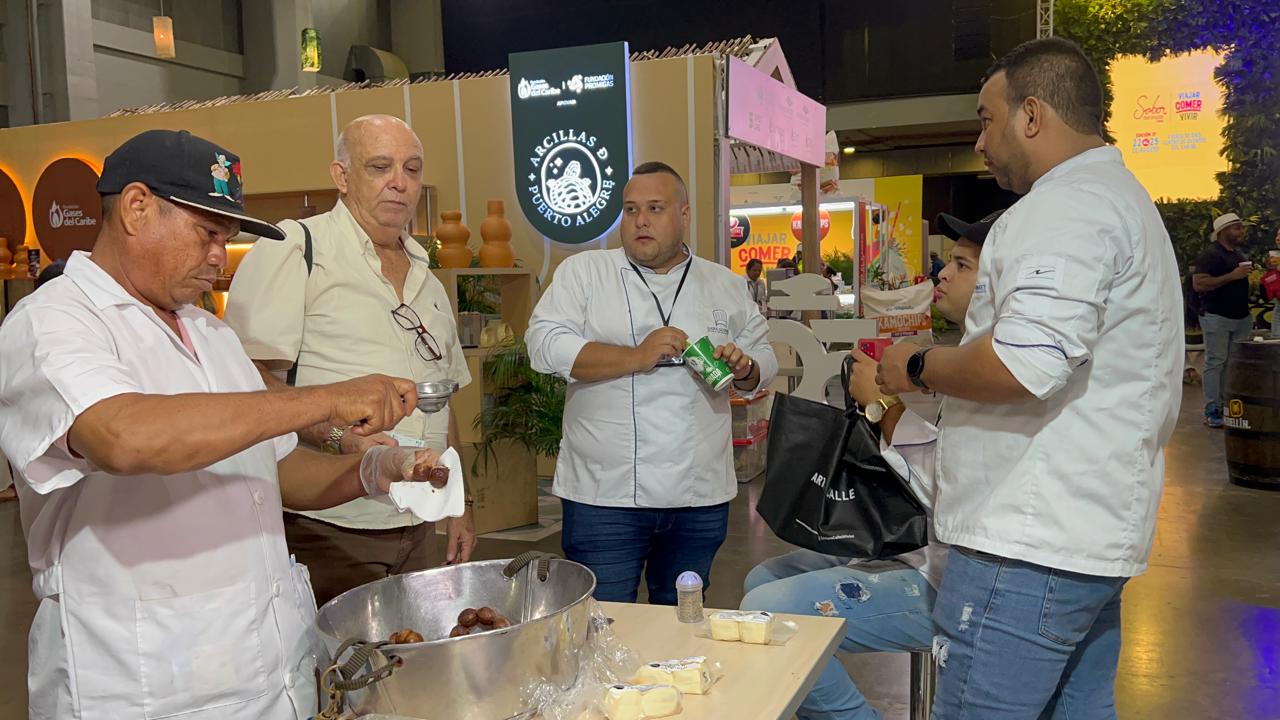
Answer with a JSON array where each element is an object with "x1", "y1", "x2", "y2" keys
[{"x1": 472, "y1": 336, "x2": 565, "y2": 473}]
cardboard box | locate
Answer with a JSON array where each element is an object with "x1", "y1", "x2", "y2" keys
[{"x1": 461, "y1": 441, "x2": 538, "y2": 535}]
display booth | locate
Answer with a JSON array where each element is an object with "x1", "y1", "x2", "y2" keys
[{"x1": 0, "y1": 35, "x2": 824, "y2": 534}]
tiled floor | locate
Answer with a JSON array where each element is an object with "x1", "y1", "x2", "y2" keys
[{"x1": 0, "y1": 387, "x2": 1276, "y2": 718}]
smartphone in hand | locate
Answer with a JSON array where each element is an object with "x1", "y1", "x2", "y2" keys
[{"x1": 858, "y1": 337, "x2": 893, "y2": 362}]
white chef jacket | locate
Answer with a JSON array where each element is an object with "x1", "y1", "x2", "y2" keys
[
  {"x1": 225, "y1": 199, "x2": 471, "y2": 529},
  {"x1": 875, "y1": 411, "x2": 948, "y2": 590},
  {"x1": 527, "y1": 247, "x2": 778, "y2": 508},
  {"x1": 0, "y1": 253, "x2": 319, "y2": 720},
  {"x1": 935, "y1": 146, "x2": 1183, "y2": 577}
]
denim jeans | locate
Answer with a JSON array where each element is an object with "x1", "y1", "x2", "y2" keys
[
  {"x1": 930, "y1": 549, "x2": 1127, "y2": 720},
  {"x1": 1272, "y1": 300, "x2": 1279, "y2": 338},
  {"x1": 1201, "y1": 312, "x2": 1255, "y2": 417},
  {"x1": 559, "y1": 499, "x2": 729, "y2": 604},
  {"x1": 741, "y1": 550, "x2": 936, "y2": 720}
]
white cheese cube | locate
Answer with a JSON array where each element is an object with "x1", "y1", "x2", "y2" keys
[
  {"x1": 709, "y1": 611, "x2": 742, "y2": 641},
  {"x1": 602, "y1": 684, "x2": 643, "y2": 720},
  {"x1": 639, "y1": 684, "x2": 682, "y2": 717},
  {"x1": 739, "y1": 611, "x2": 774, "y2": 644}
]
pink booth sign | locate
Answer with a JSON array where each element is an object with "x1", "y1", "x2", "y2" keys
[{"x1": 726, "y1": 56, "x2": 826, "y2": 167}]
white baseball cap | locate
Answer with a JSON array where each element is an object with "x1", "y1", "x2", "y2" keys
[{"x1": 1213, "y1": 213, "x2": 1250, "y2": 240}]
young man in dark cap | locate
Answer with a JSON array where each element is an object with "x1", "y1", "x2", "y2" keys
[{"x1": 740, "y1": 210, "x2": 1002, "y2": 720}]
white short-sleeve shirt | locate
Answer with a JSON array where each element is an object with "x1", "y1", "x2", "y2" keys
[
  {"x1": 0, "y1": 253, "x2": 317, "y2": 720},
  {"x1": 225, "y1": 199, "x2": 471, "y2": 529}
]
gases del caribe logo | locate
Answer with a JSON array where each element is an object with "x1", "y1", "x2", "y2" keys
[
  {"x1": 524, "y1": 128, "x2": 616, "y2": 230},
  {"x1": 48, "y1": 201, "x2": 96, "y2": 229}
]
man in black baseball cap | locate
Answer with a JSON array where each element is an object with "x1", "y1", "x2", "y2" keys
[
  {"x1": 931, "y1": 209, "x2": 1004, "y2": 323},
  {"x1": 0, "y1": 127, "x2": 448, "y2": 719},
  {"x1": 97, "y1": 128, "x2": 285, "y2": 240}
]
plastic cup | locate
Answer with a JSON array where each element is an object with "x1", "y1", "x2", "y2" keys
[{"x1": 683, "y1": 337, "x2": 735, "y2": 391}]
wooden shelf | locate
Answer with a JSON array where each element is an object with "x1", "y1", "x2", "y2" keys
[{"x1": 432, "y1": 267, "x2": 533, "y2": 277}]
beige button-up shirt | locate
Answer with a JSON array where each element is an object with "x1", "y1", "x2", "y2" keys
[{"x1": 226, "y1": 199, "x2": 471, "y2": 529}]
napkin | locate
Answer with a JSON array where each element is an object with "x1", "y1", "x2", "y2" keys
[{"x1": 387, "y1": 446, "x2": 466, "y2": 522}]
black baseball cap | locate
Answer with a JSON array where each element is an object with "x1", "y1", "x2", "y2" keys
[
  {"x1": 935, "y1": 209, "x2": 1005, "y2": 246},
  {"x1": 96, "y1": 129, "x2": 285, "y2": 240}
]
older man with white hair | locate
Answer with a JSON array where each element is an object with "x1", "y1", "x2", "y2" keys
[{"x1": 227, "y1": 114, "x2": 476, "y2": 604}]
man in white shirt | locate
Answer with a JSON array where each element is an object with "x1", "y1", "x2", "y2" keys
[
  {"x1": 740, "y1": 209, "x2": 1000, "y2": 720},
  {"x1": 0, "y1": 129, "x2": 444, "y2": 720},
  {"x1": 746, "y1": 258, "x2": 768, "y2": 315},
  {"x1": 877, "y1": 39, "x2": 1182, "y2": 718},
  {"x1": 526, "y1": 162, "x2": 778, "y2": 604},
  {"x1": 226, "y1": 115, "x2": 475, "y2": 605}
]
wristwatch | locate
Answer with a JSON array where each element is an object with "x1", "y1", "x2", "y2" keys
[
  {"x1": 322, "y1": 425, "x2": 346, "y2": 455},
  {"x1": 907, "y1": 348, "x2": 934, "y2": 391},
  {"x1": 864, "y1": 396, "x2": 903, "y2": 424}
]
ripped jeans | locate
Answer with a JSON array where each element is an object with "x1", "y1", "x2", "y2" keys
[
  {"x1": 930, "y1": 548, "x2": 1127, "y2": 720},
  {"x1": 742, "y1": 550, "x2": 936, "y2": 720}
]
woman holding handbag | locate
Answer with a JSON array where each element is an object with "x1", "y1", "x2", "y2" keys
[{"x1": 740, "y1": 210, "x2": 1000, "y2": 720}]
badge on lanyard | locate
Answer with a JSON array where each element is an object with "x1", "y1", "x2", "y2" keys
[{"x1": 629, "y1": 257, "x2": 692, "y2": 367}]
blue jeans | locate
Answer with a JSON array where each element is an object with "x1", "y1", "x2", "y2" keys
[
  {"x1": 560, "y1": 499, "x2": 729, "y2": 604},
  {"x1": 741, "y1": 550, "x2": 936, "y2": 720},
  {"x1": 1201, "y1": 312, "x2": 1255, "y2": 417},
  {"x1": 931, "y1": 549, "x2": 1127, "y2": 720}
]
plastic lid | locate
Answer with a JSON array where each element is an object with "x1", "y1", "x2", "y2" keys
[{"x1": 676, "y1": 571, "x2": 704, "y2": 589}]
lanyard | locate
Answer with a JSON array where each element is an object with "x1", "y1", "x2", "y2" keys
[{"x1": 628, "y1": 255, "x2": 692, "y2": 327}]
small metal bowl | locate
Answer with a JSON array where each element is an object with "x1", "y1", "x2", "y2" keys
[{"x1": 416, "y1": 380, "x2": 459, "y2": 414}]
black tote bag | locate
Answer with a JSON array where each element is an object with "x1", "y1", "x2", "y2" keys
[{"x1": 755, "y1": 356, "x2": 929, "y2": 559}]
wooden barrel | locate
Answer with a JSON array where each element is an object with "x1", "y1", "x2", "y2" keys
[{"x1": 1224, "y1": 339, "x2": 1280, "y2": 490}]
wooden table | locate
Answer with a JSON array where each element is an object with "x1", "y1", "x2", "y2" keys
[{"x1": 600, "y1": 602, "x2": 845, "y2": 720}]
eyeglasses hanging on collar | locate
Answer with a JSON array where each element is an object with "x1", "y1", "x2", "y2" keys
[{"x1": 391, "y1": 304, "x2": 443, "y2": 362}]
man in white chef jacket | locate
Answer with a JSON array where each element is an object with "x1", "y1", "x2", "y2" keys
[
  {"x1": 526, "y1": 161, "x2": 777, "y2": 604},
  {"x1": 0, "y1": 129, "x2": 443, "y2": 720},
  {"x1": 877, "y1": 39, "x2": 1182, "y2": 717}
]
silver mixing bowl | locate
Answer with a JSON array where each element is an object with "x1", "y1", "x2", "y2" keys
[
  {"x1": 315, "y1": 558, "x2": 597, "y2": 719},
  {"x1": 416, "y1": 380, "x2": 459, "y2": 414}
]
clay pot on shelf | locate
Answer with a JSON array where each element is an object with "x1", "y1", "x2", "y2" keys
[
  {"x1": 0, "y1": 238, "x2": 11, "y2": 272},
  {"x1": 478, "y1": 200, "x2": 516, "y2": 268},
  {"x1": 435, "y1": 210, "x2": 473, "y2": 269}
]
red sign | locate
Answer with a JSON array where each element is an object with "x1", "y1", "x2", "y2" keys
[
  {"x1": 790, "y1": 209, "x2": 830, "y2": 241},
  {"x1": 33, "y1": 158, "x2": 101, "y2": 262}
]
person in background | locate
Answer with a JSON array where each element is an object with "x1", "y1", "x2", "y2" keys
[
  {"x1": 0, "y1": 128, "x2": 440, "y2": 719},
  {"x1": 526, "y1": 161, "x2": 778, "y2": 604},
  {"x1": 35, "y1": 259, "x2": 66, "y2": 289},
  {"x1": 746, "y1": 258, "x2": 768, "y2": 315},
  {"x1": 929, "y1": 251, "x2": 945, "y2": 282},
  {"x1": 877, "y1": 38, "x2": 1181, "y2": 718},
  {"x1": 741, "y1": 209, "x2": 1000, "y2": 720},
  {"x1": 1270, "y1": 229, "x2": 1280, "y2": 338},
  {"x1": 1182, "y1": 264, "x2": 1204, "y2": 385},
  {"x1": 1192, "y1": 213, "x2": 1255, "y2": 428},
  {"x1": 226, "y1": 114, "x2": 475, "y2": 605},
  {"x1": 772, "y1": 257, "x2": 801, "y2": 320},
  {"x1": 823, "y1": 264, "x2": 840, "y2": 293}
]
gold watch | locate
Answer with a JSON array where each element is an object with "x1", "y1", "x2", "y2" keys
[
  {"x1": 864, "y1": 396, "x2": 902, "y2": 424},
  {"x1": 322, "y1": 426, "x2": 346, "y2": 454}
]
